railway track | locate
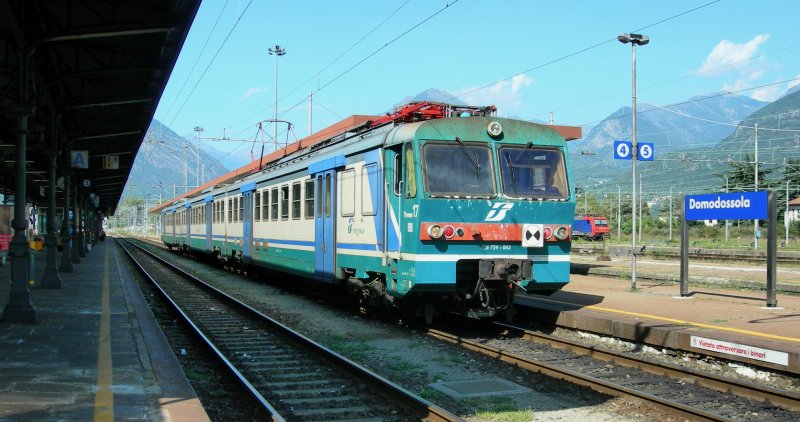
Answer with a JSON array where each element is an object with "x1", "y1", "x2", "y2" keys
[
  {"x1": 427, "y1": 322, "x2": 800, "y2": 421},
  {"x1": 116, "y1": 238, "x2": 461, "y2": 422}
]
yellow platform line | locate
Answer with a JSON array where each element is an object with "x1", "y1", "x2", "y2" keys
[
  {"x1": 94, "y1": 246, "x2": 114, "y2": 421},
  {"x1": 532, "y1": 297, "x2": 800, "y2": 344}
]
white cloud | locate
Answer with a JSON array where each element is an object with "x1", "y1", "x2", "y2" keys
[
  {"x1": 698, "y1": 34, "x2": 769, "y2": 74},
  {"x1": 788, "y1": 75, "x2": 800, "y2": 90},
  {"x1": 750, "y1": 84, "x2": 781, "y2": 102},
  {"x1": 240, "y1": 86, "x2": 267, "y2": 100},
  {"x1": 457, "y1": 74, "x2": 533, "y2": 113}
]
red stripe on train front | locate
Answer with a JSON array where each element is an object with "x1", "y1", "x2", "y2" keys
[{"x1": 420, "y1": 223, "x2": 570, "y2": 242}]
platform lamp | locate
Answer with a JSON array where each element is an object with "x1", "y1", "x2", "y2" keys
[
  {"x1": 268, "y1": 45, "x2": 286, "y2": 151},
  {"x1": 618, "y1": 32, "x2": 649, "y2": 290}
]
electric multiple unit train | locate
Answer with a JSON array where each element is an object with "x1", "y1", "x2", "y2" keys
[{"x1": 160, "y1": 102, "x2": 578, "y2": 320}]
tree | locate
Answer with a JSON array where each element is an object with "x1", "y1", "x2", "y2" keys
[{"x1": 718, "y1": 153, "x2": 775, "y2": 192}]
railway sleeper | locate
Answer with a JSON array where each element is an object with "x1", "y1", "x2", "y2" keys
[{"x1": 288, "y1": 406, "x2": 375, "y2": 419}]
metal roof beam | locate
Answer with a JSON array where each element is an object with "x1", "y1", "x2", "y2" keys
[
  {"x1": 72, "y1": 130, "x2": 140, "y2": 141},
  {"x1": 67, "y1": 98, "x2": 151, "y2": 110},
  {"x1": 40, "y1": 26, "x2": 174, "y2": 43}
]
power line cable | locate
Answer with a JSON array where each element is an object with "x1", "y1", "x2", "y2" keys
[
  {"x1": 167, "y1": 0, "x2": 256, "y2": 128},
  {"x1": 445, "y1": 0, "x2": 721, "y2": 104},
  {"x1": 159, "y1": 0, "x2": 231, "y2": 124}
]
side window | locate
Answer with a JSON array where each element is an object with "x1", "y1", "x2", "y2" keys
[
  {"x1": 316, "y1": 176, "x2": 323, "y2": 217},
  {"x1": 228, "y1": 198, "x2": 232, "y2": 223},
  {"x1": 393, "y1": 153, "x2": 401, "y2": 196},
  {"x1": 292, "y1": 182, "x2": 301, "y2": 220},
  {"x1": 325, "y1": 173, "x2": 332, "y2": 218},
  {"x1": 262, "y1": 190, "x2": 269, "y2": 221},
  {"x1": 405, "y1": 144, "x2": 417, "y2": 198},
  {"x1": 271, "y1": 187, "x2": 279, "y2": 220},
  {"x1": 238, "y1": 196, "x2": 243, "y2": 222},
  {"x1": 233, "y1": 197, "x2": 238, "y2": 222},
  {"x1": 280, "y1": 185, "x2": 289, "y2": 220},
  {"x1": 362, "y1": 164, "x2": 377, "y2": 216},
  {"x1": 341, "y1": 168, "x2": 355, "y2": 217},
  {"x1": 304, "y1": 179, "x2": 314, "y2": 219},
  {"x1": 254, "y1": 191, "x2": 261, "y2": 222}
]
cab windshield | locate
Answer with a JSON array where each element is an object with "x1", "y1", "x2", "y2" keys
[
  {"x1": 499, "y1": 146, "x2": 568, "y2": 199},
  {"x1": 423, "y1": 142, "x2": 495, "y2": 197},
  {"x1": 594, "y1": 219, "x2": 608, "y2": 226}
]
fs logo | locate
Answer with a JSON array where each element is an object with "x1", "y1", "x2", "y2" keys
[{"x1": 484, "y1": 203, "x2": 514, "y2": 221}]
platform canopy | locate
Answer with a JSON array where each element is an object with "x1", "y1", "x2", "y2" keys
[{"x1": 0, "y1": 0, "x2": 200, "y2": 214}]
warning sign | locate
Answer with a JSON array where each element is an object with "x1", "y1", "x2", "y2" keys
[{"x1": 690, "y1": 335, "x2": 788, "y2": 366}]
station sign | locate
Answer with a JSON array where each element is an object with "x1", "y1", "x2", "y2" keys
[
  {"x1": 690, "y1": 336, "x2": 787, "y2": 366},
  {"x1": 71, "y1": 150, "x2": 89, "y2": 169},
  {"x1": 684, "y1": 191, "x2": 767, "y2": 221},
  {"x1": 613, "y1": 140, "x2": 632, "y2": 160},
  {"x1": 637, "y1": 143, "x2": 654, "y2": 161}
]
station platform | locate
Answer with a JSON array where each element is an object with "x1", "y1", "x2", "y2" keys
[
  {"x1": 0, "y1": 240, "x2": 209, "y2": 421},
  {"x1": 518, "y1": 265, "x2": 800, "y2": 375}
]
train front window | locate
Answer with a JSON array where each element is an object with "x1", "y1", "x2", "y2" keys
[
  {"x1": 499, "y1": 146, "x2": 568, "y2": 199},
  {"x1": 422, "y1": 142, "x2": 495, "y2": 197}
]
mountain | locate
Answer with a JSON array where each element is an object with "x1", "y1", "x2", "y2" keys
[
  {"x1": 569, "y1": 94, "x2": 768, "y2": 191},
  {"x1": 120, "y1": 119, "x2": 230, "y2": 204},
  {"x1": 389, "y1": 88, "x2": 467, "y2": 111},
  {"x1": 597, "y1": 90, "x2": 800, "y2": 196}
]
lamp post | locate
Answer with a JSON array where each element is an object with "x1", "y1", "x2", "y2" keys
[
  {"x1": 618, "y1": 32, "x2": 649, "y2": 290},
  {"x1": 268, "y1": 45, "x2": 286, "y2": 151},
  {"x1": 194, "y1": 126, "x2": 204, "y2": 186}
]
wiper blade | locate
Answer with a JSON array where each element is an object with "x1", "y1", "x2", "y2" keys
[
  {"x1": 455, "y1": 137, "x2": 481, "y2": 177},
  {"x1": 511, "y1": 141, "x2": 533, "y2": 165}
]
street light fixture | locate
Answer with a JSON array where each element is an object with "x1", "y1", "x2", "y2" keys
[
  {"x1": 618, "y1": 32, "x2": 649, "y2": 290},
  {"x1": 268, "y1": 45, "x2": 286, "y2": 151},
  {"x1": 194, "y1": 126, "x2": 204, "y2": 186}
]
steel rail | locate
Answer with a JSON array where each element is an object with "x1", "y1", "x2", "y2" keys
[
  {"x1": 491, "y1": 322, "x2": 800, "y2": 412},
  {"x1": 115, "y1": 238, "x2": 285, "y2": 421},
  {"x1": 427, "y1": 323, "x2": 799, "y2": 422},
  {"x1": 119, "y1": 238, "x2": 462, "y2": 422}
]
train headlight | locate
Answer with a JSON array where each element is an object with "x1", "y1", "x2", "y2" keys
[
  {"x1": 427, "y1": 224, "x2": 443, "y2": 239},
  {"x1": 543, "y1": 227, "x2": 553, "y2": 240},
  {"x1": 555, "y1": 226, "x2": 569, "y2": 240},
  {"x1": 487, "y1": 121, "x2": 503, "y2": 137},
  {"x1": 443, "y1": 225, "x2": 455, "y2": 239}
]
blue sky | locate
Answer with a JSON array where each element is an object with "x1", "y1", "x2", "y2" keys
[{"x1": 152, "y1": 0, "x2": 800, "y2": 166}]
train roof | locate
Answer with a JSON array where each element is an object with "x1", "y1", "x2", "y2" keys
[{"x1": 150, "y1": 102, "x2": 582, "y2": 214}]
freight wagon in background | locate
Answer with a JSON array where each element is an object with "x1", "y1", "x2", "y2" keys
[{"x1": 572, "y1": 215, "x2": 609, "y2": 240}]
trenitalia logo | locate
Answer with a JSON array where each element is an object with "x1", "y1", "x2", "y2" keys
[{"x1": 485, "y1": 203, "x2": 514, "y2": 221}]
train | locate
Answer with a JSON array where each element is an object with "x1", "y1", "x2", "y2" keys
[
  {"x1": 158, "y1": 102, "x2": 579, "y2": 321},
  {"x1": 572, "y1": 215, "x2": 610, "y2": 240}
]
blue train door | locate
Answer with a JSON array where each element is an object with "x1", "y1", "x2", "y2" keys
[
  {"x1": 204, "y1": 196, "x2": 213, "y2": 252},
  {"x1": 314, "y1": 170, "x2": 336, "y2": 281},
  {"x1": 310, "y1": 156, "x2": 344, "y2": 282},
  {"x1": 241, "y1": 183, "x2": 255, "y2": 263}
]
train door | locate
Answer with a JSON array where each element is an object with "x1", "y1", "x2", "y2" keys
[
  {"x1": 314, "y1": 170, "x2": 336, "y2": 281},
  {"x1": 384, "y1": 146, "x2": 404, "y2": 257},
  {"x1": 170, "y1": 210, "x2": 176, "y2": 241},
  {"x1": 204, "y1": 196, "x2": 212, "y2": 252},
  {"x1": 241, "y1": 183, "x2": 255, "y2": 263}
]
